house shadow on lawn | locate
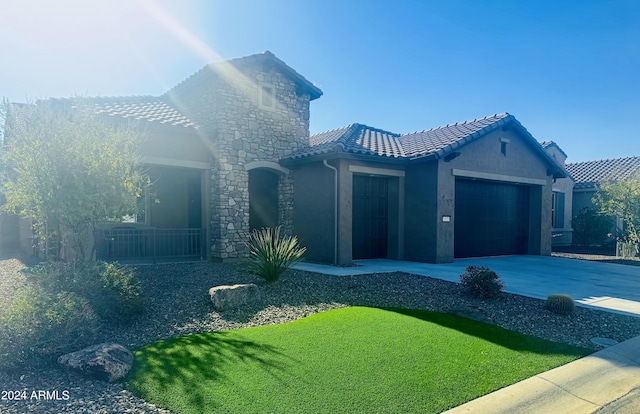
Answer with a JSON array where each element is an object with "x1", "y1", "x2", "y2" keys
[
  {"x1": 127, "y1": 331, "x2": 299, "y2": 413},
  {"x1": 381, "y1": 307, "x2": 591, "y2": 355}
]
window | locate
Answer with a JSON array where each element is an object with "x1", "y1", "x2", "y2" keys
[
  {"x1": 552, "y1": 191, "x2": 565, "y2": 229},
  {"x1": 500, "y1": 137, "x2": 510, "y2": 156},
  {"x1": 258, "y1": 83, "x2": 275, "y2": 110},
  {"x1": 122, "y1": 192, "x2": 147, "y2": 224}
]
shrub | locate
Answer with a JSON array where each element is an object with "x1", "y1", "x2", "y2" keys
[
  {"x1": 244, "y1": 226, "x2": 306, "y2": 283},
  {"x1": 545, "y1": 294, "x2": 575, "y2": 315},
  {"x1": 459, "y1": 266, "x2": 505, "y2": 298},
  {"x1": 22, "y1": 260, "x2": 144, "y2": 323},
  {"x1": 572, "y1": 207, "x2": 613, "y2": 247},
  {"x1": 0, "y1": 286, "x2": 98, "y2": 370}
]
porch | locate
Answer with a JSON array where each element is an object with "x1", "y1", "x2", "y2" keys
[{"x1": 95, "y1": 227, "x2": 206, "y2": 263}]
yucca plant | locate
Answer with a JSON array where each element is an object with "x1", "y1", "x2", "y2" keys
[{"x1": 244, "y1": 226, "x2": 306, "y2": 283}]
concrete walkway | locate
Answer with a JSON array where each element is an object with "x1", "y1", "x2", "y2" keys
[
  {"x1": 292, "y1": 255, "x2": 640, "y2": 412},
  {"x1": 445, "y1": 335, "x2": 640, "y2": 414},
  {"x1": 293, "y1": 255, "x2": 640, "y2": 317}
]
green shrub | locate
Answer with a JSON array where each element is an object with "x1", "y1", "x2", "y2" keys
[
  {"x1": 545, "y1": 294, "x2": 575, "y2": 315},
  {"x1": 573, "y1": 207, "x2": 613, "y2": 247},
  {"x1": 22, "y1": 260, "x2": 144, "y2": 323},
  {"x1": 459, "y1": 266, "x2": 505, "y2": 298},
  {"x1": 244, "y1": 226, "x2": 306, "y2": 283},
  {"x1": 0, "y1": 286, "x2": 98, "y2": 370}
]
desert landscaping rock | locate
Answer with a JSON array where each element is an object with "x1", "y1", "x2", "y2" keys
[
  {"x1": 58, "y1": 343, "x2": 134, "y2": 382},
  {"x1": 209, "y1": 283, "x2": 260, "y2": 311},
  {"x1": 3, "y1": 259, "x2": 640, "y2": 414}
]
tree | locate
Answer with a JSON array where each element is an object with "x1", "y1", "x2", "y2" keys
[
  {"x1": 593, "y1": 175, "x2": 640, "y2": 246},
  {"x1": 0, "y1": 99, "x2": 147, "y2": 259}
]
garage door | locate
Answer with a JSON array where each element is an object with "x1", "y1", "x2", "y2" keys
[
  {"x1": 455, "y1": 179, "x2": 530, "y2": 258},
  {"x1": 353, "y1": 175, "x2": 388, "y2": 259}
]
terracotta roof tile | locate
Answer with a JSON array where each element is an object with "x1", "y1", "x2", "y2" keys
[{"x1": 566, "y1": 156, "x2": 640, "y2": 189}]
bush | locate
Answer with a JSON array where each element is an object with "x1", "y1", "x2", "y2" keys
[
  {"x1": 244, "y1": 226, "x2": 306, "y2": 283},
  {"x1": 22, "y1": 260, "x2": 144, "y2": 323},
  {"x1": 459, "y1": 266, "x2": 505, "y2": 298},
  {"x1": 573, "y1": 207, "x2": 613, "y2": 247},
  {"x1": 545, "y1": 294, "x2": 575, "y2": 315},
  {"x1": 0, "y1": 286, "x2": 98, "y2": 370}
]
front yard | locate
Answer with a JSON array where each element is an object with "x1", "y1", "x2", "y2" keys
[
  {"x1": 1, "y1": 251, "x2": 640, "y2": 413},
  {"x1": 127, "y1": 307, "x2": 589, "y2": 414}
]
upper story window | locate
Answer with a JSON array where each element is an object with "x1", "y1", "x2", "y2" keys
[{"x1": 258, "y1": 82, "x2": 275, "y2": 110}]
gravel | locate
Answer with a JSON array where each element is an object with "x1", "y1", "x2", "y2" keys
[{"x1": 2, "y1": 257, "x2": 640, "y2": 413}]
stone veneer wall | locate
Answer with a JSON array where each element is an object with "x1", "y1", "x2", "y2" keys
[{"x1": 171, "y1": 60, "x2": 311, "y2": 260}]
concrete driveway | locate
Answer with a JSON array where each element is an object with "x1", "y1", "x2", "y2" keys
[{"x1": 293, "y1": 255, "x2": 640, "y2": 317}]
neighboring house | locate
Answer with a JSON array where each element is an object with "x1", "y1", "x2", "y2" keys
[
  {"x1": 567, "y1": 156, "x2": 640, "y2": 214},
  {"x1": 566, "y1": 155, "x2": 640, "y2": 231},
  {"x1": 2, "y1": 51, "x2": 570, "y2": 264},
  {"x1": 540, "y1": 141, "x2": 574, "y2": 246}
]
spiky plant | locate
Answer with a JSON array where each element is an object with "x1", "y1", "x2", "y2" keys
[
  {"x1": 545, "y1": 294, "x2": 576, "y2": 315},
  {"x1": 244, "y1": 226, "x2": 306, "y2": 283}
]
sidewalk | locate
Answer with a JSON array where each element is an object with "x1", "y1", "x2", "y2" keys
[{"x1": 444, "y1": 335, "x2": 640, "y2": 413}]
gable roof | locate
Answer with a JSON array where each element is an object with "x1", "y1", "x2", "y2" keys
[
  {"x1": 284, "y1": 113, "x2": 566, "y2": 177},
  {"x1": 292, "y1": 123, "x2": 403, "y2": 158},
  {"x1": 540, "y1": 140, "x2": 568, "y2": 158},
  {"x1": 165, "y1": 50, "x2": 323, "y2": 101},
  {"x1": 566, "y1": 156, "x2": 640, "y2": 189},
  {"x1": 11, "y1": 51, "x2": 321, "y2": 131}
]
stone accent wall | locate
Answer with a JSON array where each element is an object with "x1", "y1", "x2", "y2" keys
[{"x1": 173, "y1": 58, "x2": 312, "y2": 260}]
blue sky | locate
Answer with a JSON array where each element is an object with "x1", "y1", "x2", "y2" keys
[{"x1": 1, "y1": 0, "x2": 638, "y2": 162}]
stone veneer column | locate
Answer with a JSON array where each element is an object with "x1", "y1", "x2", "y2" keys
[
  {"x1": 278, "y1": 171, "x2": 295, "y2": 235},
  {"x1": 205, "y1": 66, "x2": 311, "y2": 261}
]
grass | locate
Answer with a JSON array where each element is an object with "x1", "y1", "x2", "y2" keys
[{"x1": 126, "y1": 307, "x2": 590, "y2": 414}]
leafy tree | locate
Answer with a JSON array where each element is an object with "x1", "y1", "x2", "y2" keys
[
  {"x1": 593, "y1": 175, "x2": 640, "y2": 246},
  {"x1": 0, "y1": 99, "x2": 147, "y2": 259}
]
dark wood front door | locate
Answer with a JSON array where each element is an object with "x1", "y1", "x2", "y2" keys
[{"x1": 353, "y1": 175, "x2": 388, "y2": 259}]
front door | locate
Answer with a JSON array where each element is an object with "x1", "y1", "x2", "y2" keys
[{"x1": 352, "y1": 175, "x2": 388, "y2": 259}]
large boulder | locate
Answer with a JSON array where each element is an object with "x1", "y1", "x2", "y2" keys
[
  {"x1": 58, "y1": 343, "x2": 134, "y2": 382},
  {"x1": 209, "y1": 283, "x2": 260, "y2": 311}
]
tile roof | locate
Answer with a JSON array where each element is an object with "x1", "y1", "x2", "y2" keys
[
  {"x1": 47, "y1": 97, "x2": 199, "y2": 128},
  {"x1": 287, "y1": 124, "x2": 402, "y2": 159},
  {"x1": 398, "y1": 113, "x2": 510, "y2": 158},
  {"x1": 566, "y1": 156, "x2": 640, "y2": 189},
  {"x1": 166, "y1": 50, "x2": 323, "y2": 101},
  {"x1": 540, "y1": 140, "x2": 568, "y2": 158},
  {"x1": 288, "y1": 113, "x2": 511, "y2": 161}
]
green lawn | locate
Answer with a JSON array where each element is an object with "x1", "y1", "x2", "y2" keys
[{"x1": 126, "y1": 307, "x2": 590, "y2": 414}]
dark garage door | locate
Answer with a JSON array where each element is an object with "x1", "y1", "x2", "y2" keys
[
  {"x1": 455, "y1": 179, "x2": 530, "y2": 258},
  {"x1": 353, "y1": 175, "x2": 388, "y2": 259}
]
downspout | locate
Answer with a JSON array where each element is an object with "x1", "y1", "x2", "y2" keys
[{"x1": 323, "y1": 159, "x2": 338, "y2": 265}]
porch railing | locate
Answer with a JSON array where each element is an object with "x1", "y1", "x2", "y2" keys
[{"x1": 96, "y1": 228, "x2": 206, "y2": 262}]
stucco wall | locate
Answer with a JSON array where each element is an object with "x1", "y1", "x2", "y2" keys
[
  {"x1": 404, "y1": 161, "x2": 439, "y2": 262},
  {"x1": 292, "y1": 162, "x2": 335, "y2": 264},
  {"x1": 573, "y1": 189, "x2": 596, "y2": 217},
  {"x1": 431, "y1": 127, "x2": 553, "y2": 261},
  {"x1": 551, "y1": 176, "x2": 574, "y2": 246},
  {"x1": 140, "y1": 124, "x2": 214, "y2": 165}
]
